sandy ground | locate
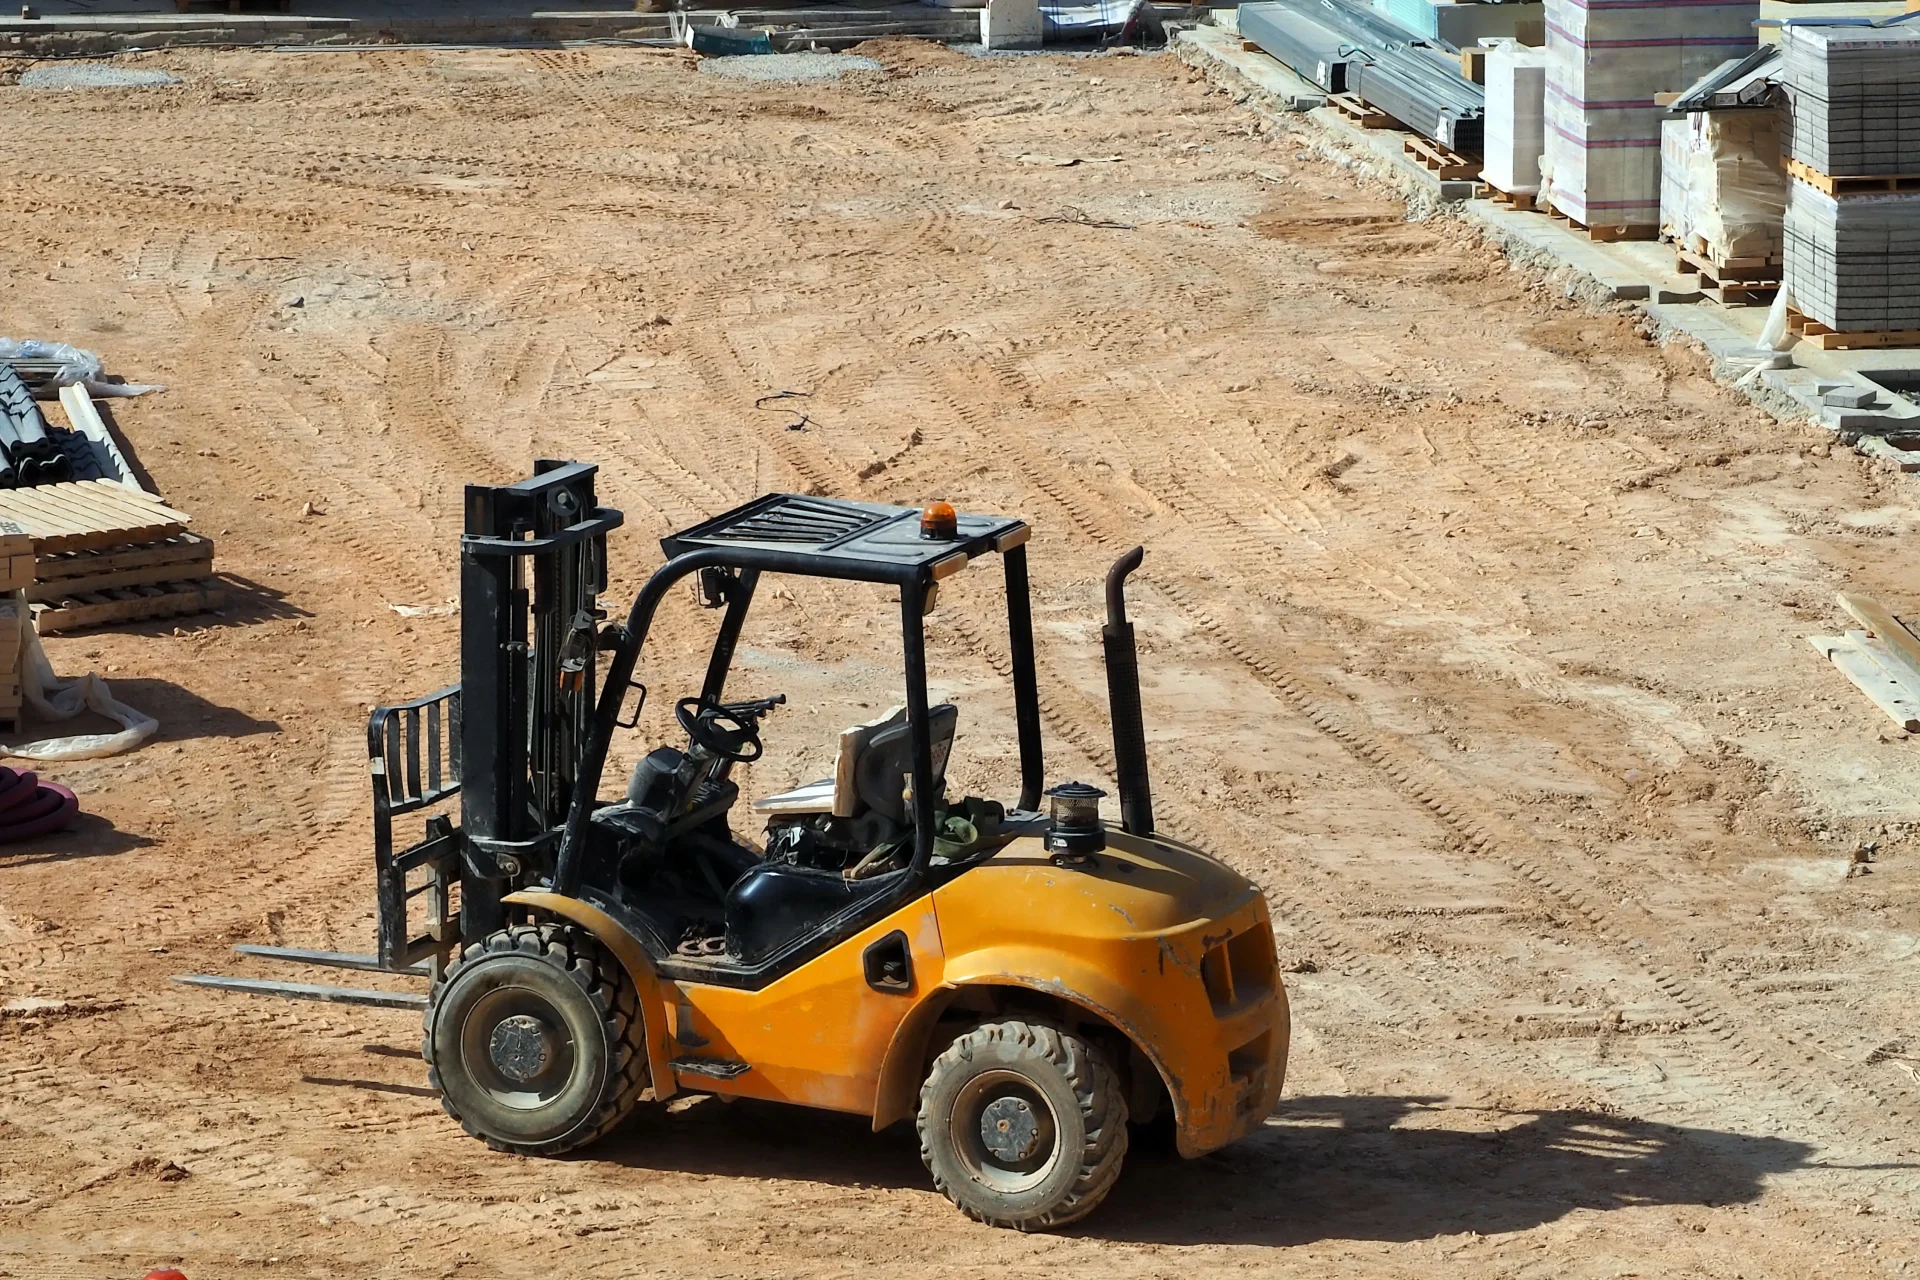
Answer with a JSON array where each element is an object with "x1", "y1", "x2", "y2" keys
[{"x1": 1, "y1": 41, "x2": 1918, "y2": 1280}]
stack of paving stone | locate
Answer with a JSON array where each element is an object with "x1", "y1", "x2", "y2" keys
[{"x1": 1781, "y1": 24, "x2": 1920, "y2": 335}]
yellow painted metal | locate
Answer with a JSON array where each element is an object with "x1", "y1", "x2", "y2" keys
[
  {"x1": 915, "y1": 829, "x2": 1289, "y2": 1157},
  {"x1": 503, "y1": 890, "x2": 681, "y2": 1102},
  {"x1": 513, "y1": 828, "x2": 1288, "y2": 1160},
  {"x1": 672, "y1": 897, "x2": 944, "y2": 1112}
]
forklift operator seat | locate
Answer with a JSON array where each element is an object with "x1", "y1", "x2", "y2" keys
[{"x1": 753, "y1": 704, "x2": 959, "y2": 825}]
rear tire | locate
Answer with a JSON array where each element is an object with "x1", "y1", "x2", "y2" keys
[
  {"x1": 917, "y1": 1020, "x2": 1128, "y2": 1230},
  {"x1": 423, "y1": 923, "x2": 646, "y2": 1156}
]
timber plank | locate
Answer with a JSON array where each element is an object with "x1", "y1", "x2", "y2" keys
[{"x1": 30, "y1": 577, "x2": 228, "y2": 634}]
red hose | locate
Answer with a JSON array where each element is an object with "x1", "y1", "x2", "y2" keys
[
  {"x1": 0, "y1": 767, "x2": 80, "y2": 843},
  {"x1": 0, "y1": 769, "x2": 38, "y2": 814}
]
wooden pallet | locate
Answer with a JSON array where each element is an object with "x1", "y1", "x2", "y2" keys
[
  {"x1": 1674, "y1": 247, "x2": 1781, "y2": 305},
  {"x1": 1402, "y1": 135, "x2": 1479, "y2": 181},
  {"x1": 28, "y1": 533, "x2": 215, "y2": 603},
  {"x1": 1482, "y1": 182, "x2": 1538, "y2": 212},
  {"x1": 1542, "y1": 201, "x2": 1657, "y2": 243},
  {"x1": 1327, "y1": 92, "x2": 1394, "y2": 129},
  {"x1": 1787, "y1": 308, "x2": 1920, "y2": 351},
  {"x1": 30, "y1": 577, "x2": 228, "y2": 635},
  {"x1": 0, "y1": 481, "x2": 189, "y2": 554},
  {"x1": 1787, "y1": 158, "x2": 1920, "y2": 197}
]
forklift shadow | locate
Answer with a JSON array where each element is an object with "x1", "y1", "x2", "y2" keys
[
  {"x1": 1091, "y1": 1094, "x2": 1820, "y2": 1246},
  {"x1": 592, "y1": 1096, "x2": 928, "y2": 1191},
  {"x1": 98, "y1": 678, "x2": 279, "y2": 743}
]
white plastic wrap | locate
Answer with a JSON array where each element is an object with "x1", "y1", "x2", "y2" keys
[
  {"x1": 0, "y1": 337, "x2": 164, "y2": 397},
  {"x1": 1669, "y1": 107, "x2": 1787, "y2": 263},
  {"x1": 0, "y1": 595, "x2": 157, "y2": 762},
  {"x1": 1661, "y1": 117, "x2": 1691, "y2": 244},
  {"x1": 1483, "y1": 43, "x2": 1549, "y2": 196}
]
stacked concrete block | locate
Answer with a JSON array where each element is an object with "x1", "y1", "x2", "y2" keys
[
  {"x1": 1483, "y1": 43, "x2": 1550, "y2": 195},
  {"x1": 1781, "y1": 24, "x2": 1920, "y2": 177},
  {"x1": 1784, "y1": 187, "x2": 1920, "y2": 332},
  {"x1": 1542, "y1": 0, "x2": 1760, "y2": 230},
  {"x1": 1778, "y1": 24, "x2": 1920, "y2": 331}
]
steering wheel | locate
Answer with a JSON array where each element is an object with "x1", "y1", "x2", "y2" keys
[{"x1": 675, "y1": 697, "x2": 764, "y2": 764}]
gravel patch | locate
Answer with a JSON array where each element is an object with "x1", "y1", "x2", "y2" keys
[
  {"x1": 18, "y1": 63, "x2": 180, "y2": 89},
  {"x1": 698, "y1": 53, "x2": 882, "y2": 83}
]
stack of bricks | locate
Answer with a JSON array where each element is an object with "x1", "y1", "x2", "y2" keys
[{"x1": 0, "y1": 519, "x2": 29, "y2": 731}]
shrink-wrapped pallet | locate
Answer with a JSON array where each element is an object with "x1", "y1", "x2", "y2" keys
[
  {"x1": 1543, "y1": 0, "x2": 1760, "y2": 230},
  {"x1": 1660, "y1": 117, "x2": 1691, "y2": 245},
  {"x1": 1666, "y1": 107, "x2": 1788, "y2": 263},
  {"x1": 1482, "y1": 43, "x2": 1549, "y2": 195},
  {"x1": 1785, "y1": 185, "x2": 1920, "y2": 332}
]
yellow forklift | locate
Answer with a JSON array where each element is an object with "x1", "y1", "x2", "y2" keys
[{"x1": 182, "y1": 462, "x2": 1288, "y2": 1229}]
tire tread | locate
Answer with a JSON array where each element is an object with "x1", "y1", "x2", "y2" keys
[
  {"x1": 423, "y1": 922, "x2": 648, "y2": 1156},
  {"x1": 917, "y1": 1019, "x2": 1128, "y2": 1230}
]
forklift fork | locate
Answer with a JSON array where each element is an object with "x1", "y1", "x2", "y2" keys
[{"x1": 174, "y1": 688, "x2": 465, "y2": 1010}]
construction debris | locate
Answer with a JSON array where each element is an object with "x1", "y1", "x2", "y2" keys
[{"x1": 1810, "y1": 592, "x2": 1920, "y2": 734}]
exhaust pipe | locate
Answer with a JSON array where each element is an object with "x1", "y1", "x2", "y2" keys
[{"x1": 1102, "y1": 547, "x2": 1154, "y2": 837}]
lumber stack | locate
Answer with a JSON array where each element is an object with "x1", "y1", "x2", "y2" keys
[
  {"x1": 0, "y1": 520, "x2": 28, "y2": 731},
  {"x1": 0, "y1": 481, "x2": 224, "y2": 634}
]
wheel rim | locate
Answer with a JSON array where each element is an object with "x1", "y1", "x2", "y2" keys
[
  {"x1": 949, "y1": 1070, "x2": 1062, "y2": 1194},
  {"x1": 458, "y1": 983, "x2": 578, "y2": 1111}
]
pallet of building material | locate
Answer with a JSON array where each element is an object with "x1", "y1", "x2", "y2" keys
[
  {"x1": 1402, "y1": 135, "x2": 1479, "y2": 181},
  {"x1": 1787, "y1": 307, "x2": 1920, "y2": 351},
  {"x1": 28, "y1": 532, "x2": 215, "y2": 603},
  {"x1": 0, "y1": 480, "x2": 188, "y2": 554},
  {"x1": 172, "y1": 0, "x2": 291, "y2": 11},
  {"x1": 31, "y1": 578, "x2": 229, "y2": 635},
  {"x1": 1327, "y1": 92, "x2": 1395, "y2": 130},
  {"x1": 0, "y1": 519, "x2": 29, "y2": 594}
]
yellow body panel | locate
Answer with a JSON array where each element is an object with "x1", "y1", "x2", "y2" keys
[
  {"x1": 926, "y1": 830, "x2": 1289, "y2": 1157},
  {"x1": 518, "y1": 828, "x2": 1288, "y2": 1158},
  {"x1": 672, "y1": 899, "x2": 943, "y2": 1112}
]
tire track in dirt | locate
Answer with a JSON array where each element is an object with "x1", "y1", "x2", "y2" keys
[{"x1": 948, "y1": 380, "x2": 1918, "y2": 1171}]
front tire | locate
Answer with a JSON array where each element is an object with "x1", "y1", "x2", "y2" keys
[
  {"x1": 917, "y1": 1020, "x2": 1128, "y2": 1230},
  {"x1": 423, "y1": 923, "x2": 646, "y2": 1156}
]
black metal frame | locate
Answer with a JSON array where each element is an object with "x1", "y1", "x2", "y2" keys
[
  {"x1": 178, "y1": 470, "x2": 1077, "y2": 1003},
  {"x1": 369, "y1": 684, "x2": 464, "y2": 970}
]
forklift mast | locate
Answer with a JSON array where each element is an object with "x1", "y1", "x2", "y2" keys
[{"x1": 456, "y1": 461, "x2": 623, "y2": 943}]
